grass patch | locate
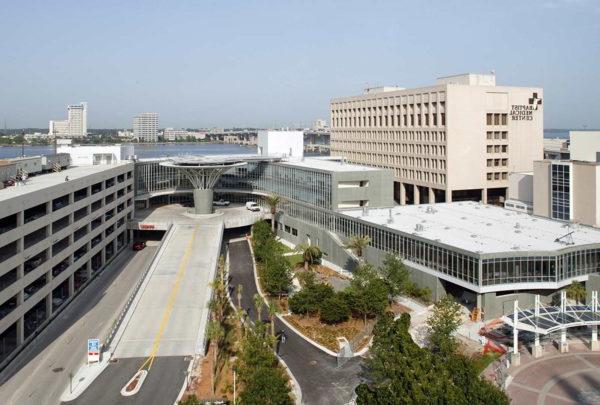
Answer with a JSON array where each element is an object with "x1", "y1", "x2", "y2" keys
[
  {"x1": 274, "y1": 240, "x2": 294, "y2": 253},
  {"x1": 285, "y1": 254, "x2": 303, "y2": 268},
  {"x1": 472, "y1": 352, "x2": 501, "y2": 373}
]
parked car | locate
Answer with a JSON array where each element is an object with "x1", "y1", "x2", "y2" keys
[
  {"x1": 245, "y1": 201, "x2": 261, "y2": 212},
  {"x1": 133, "y1": 241, "x2": 146, "y2": 251},
  {"x1": 213, "y1": 199, "x2": 230, "y2": 206},
  {"x1": 3, "y1": 179, "x2": 15, "y2": 187}
]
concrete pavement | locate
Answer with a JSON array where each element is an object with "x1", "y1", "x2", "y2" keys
[
  {"x1": 227, "y1": 240, "x2": 363, "y2": 405},
  {"x1": 113, "y1": 223, "x2": 222, "y2": 358},
  {"x1": 0, "y1": 247, "x2": 156, "y2": 405},
  {"x1": 66, "y1": 356, "x2": 189, "y2": 405}
]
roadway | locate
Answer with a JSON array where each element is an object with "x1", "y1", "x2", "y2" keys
[
  {"x1": 227, "y1": 240, "x2": 362, "y2": 405},
  {"x1": 0, "y1": 246, "x2": 157, "y2": 405}
]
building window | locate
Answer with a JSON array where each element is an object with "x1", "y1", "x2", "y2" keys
[
  {"x1": 441, "y1": 113, "x2": 445, "y2": 126},
  {"x1": 487, "y1": 159, "x2": 493, "y2": 167},
  {"x1": 501, "y1": 131, "x2": 508, "y2": 140},
  {"x1": 487, "y1": 145, "x2": 493, "y2": 153},
  {"x1": 551, "y1": 163, "x2": 571, "y2": 220},
  {"x1": 501, "y1": 114, "x2": 508, "y2": 125},
  {"x1": 487, "y1": 131, "x2": 493, "y2": 140},
  {"x1": 501, "y1": 145, "x2": 508, "y2": 153},
  {"x1": 486, "y1": 113, "x2": 493, "y2": 125},
  {"x1": 487, "y1": 173, "x2": 493, "y2": 180}
]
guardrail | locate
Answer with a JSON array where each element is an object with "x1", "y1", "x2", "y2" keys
[{"x1": 101, "y1": 225, "x2": 172, "y2": 352}]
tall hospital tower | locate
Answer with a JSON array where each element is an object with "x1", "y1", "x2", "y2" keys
[{"x1": 330, "y1": 73, "x2": 543, "y2": 205}]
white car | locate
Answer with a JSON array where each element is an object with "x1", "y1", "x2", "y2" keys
[
  {"x1": 213, "y1": 199, "x2": 231, "y2": 206},
  {"x1": 245, "y1": 201, "x2": 261, "y2": 212}
]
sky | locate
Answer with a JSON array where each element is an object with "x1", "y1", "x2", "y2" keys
[{"x1": 0, "y1": 0, "x2": 599, "y2": 129}]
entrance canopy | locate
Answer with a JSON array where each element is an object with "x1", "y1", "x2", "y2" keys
[{"x1": 504, "y1": 305, "x2": 600, "y2": 334}]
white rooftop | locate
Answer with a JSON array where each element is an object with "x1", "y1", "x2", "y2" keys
[
  {"x1": 280, "y1": 157, "x2": 380, "y2": 172},
  {"x1": 341, "y1": 201, "x2": 600, "y2": 254},
  {"x1": 0, "y1": 163, "x2": 131, "y2": 202}
]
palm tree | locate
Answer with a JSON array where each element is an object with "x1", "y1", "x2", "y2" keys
[
  {"x1": 268, "y1": 303, "x2": 278, "y2": 338},
  {"x1": 236, "y1": 284, "x2": 243, "y2": 309},
  {"x1": 264, "y1": 194, "x2": 281, "y2": 233},
  {"x1": 297, "y1": 243, "x2": 323, "y2": 271},
  {"x1": 253, "y1": 293, "x2": 263, "y2": 321},
  {"x1": 566, "y1": 281, "x2": 586, "y2": 304},
  {"x1": 345, "y1": 234, "x2": 371, "y2": 260},
  {"x1": 206, "y1": 320, "x2": 225, "y2": 395}
]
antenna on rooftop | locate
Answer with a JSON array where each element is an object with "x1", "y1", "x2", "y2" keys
[{"x1": 554, "y1": 231, "x2": 575, "y2": 246}]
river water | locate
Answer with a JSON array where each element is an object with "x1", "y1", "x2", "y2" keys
[{"x1": 0, "y1": 143, "x2": 258, "y2": 160}]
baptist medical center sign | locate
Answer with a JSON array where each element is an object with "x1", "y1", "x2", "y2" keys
[{"x1": 510, "y1": 92, "x2": 542, "y2": 121}]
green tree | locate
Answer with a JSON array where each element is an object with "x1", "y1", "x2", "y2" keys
[
  {"x1": 346, "y1": 264, "x2": 389, "y2": 324},
  {"x1": 238, "y1": 323, "x2": 292, "y2": 405},
  {"x1": 356, "y1": 312, "x2": 508, "y2": 405},
  {"x1": 251, "y1": 220, "x2": 273, "y2": 252},
  {"x1": 254, "y1": 293, "x2": 264, "y2": 321},
  {"x1": 262, "y1": 254, "x2": 292, "y2": 299},
  {"x1": 426, "y1": 296, "x2": 462, "y2": 356},
  {"x1": 319, "y1": 292, "x2": 350, "y2": 324},
  {"x1": 264, "y1": 194, "x2": 281, "y2": 233},
  {"x1": 206, "y1": 320, "x2": 225, "y2": 395},
  {"x1": 297, "y1": 243, "x2": 323, "y2": 271},
  {"x1": 566, "y1": 281, "x2": 587, "y2": 304},
  {"x1": 377, "y1": 253, "x2": 409, "y2": 297},
  {"x1": 288, "y1": 281, "x2": 334, "y2": 316},
  {"x1": 344, "y1": 234, "x2": 371, "y2": 259}
]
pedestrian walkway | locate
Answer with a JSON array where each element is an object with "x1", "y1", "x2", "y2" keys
[{"x1": 227, "y1": 240, "x2": 362, "y2": 405}]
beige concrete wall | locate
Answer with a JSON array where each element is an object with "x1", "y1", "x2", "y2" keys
[
  {"x1": 508, "y1": 172, "x2": 533, "y2": 202},
  {"x1": 570, "y1": 131, "x2": 600, "y2": 162},
  {"x1": 533, "y1": 160, "x2": 551, "y2": 217},
  {"x1": 572, "y1": 163, "x2": 600, "y2": 227},
  {"x1": 330, "y1": 79, "x2": 543, "y2": 202}
]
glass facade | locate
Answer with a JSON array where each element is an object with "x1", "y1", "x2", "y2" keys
[
  {"x1": 551, "y1": 163, "x2": 571, "y2": 221},
  {"x1": 136, "y1": 160, "x2": 332, "y2": 209},
  {"x1": 135, "y1": 159, "x2": 600, "y2": 291}
]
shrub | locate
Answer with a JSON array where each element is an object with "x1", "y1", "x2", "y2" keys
[
  {"x1": 319, "y1": 293, "x2": 351, "y2": 324},
  {"x1": 289, "y1": 282, "x2": 334, "y2": 316},
  {"x1": 262, "y1": 254, "x2": 292, "y2": 297}
]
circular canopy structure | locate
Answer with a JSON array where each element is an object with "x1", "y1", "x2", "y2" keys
[{"x1": 159, "y1": 154, "x2": 282, "y2": 214}]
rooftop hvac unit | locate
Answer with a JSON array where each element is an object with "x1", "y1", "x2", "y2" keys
[{"x1": 415, "y1": 224, "x2": 424, "y2": 232}]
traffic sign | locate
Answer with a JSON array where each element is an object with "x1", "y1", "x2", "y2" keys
[{"x1": 87, "y1": 339, "x2": 100, "y2": 364}]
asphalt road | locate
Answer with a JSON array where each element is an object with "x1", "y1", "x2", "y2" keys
[
  {"x1": 227, "y1": 240, "x2": 363, "y2": 405},
  {"x1": 0, "y1": 246, "x2": 156, "y2": 405},
  {"x1": 66, "y1": 356, "x2": 189, "y2": 405}
]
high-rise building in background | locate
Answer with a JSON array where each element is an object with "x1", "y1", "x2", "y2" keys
[
  {"x1": 48, "y1": 102, "x2": 87, "y2": 138},
  {"x1": 330, "y1": 73, "x2": 543, "y2": 205},
  {"x1": 133, "y1": 113, "x2": 158, "y2": 142},
  {"x1": 48, "y1": 120, "x2": 69, "y2": 137},
  {"x1": 67, "y1": 102, "x2": 87, "y2": 137}
]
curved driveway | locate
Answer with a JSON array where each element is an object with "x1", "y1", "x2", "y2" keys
[{"x1": 227, "y1": 240, "x2": 362, "y2": 405}]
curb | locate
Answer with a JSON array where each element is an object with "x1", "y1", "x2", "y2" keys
[
  {"x1": 225, "y1": 245, "x2": 303, "y2": 405},
  {"x1": 248, "y1": 238, "x2": 368, "y2": 359}
]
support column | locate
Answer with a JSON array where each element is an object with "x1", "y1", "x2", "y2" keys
[
  {"x1": 533, "y1": 333, "x2": 543, "y2": 358},
  {"x1": 46, "y1": 293, "x2": 53, "y2": 317},
  {"x1": 16, "y1": 317, "x2": 24, "y2": 345},
  {"x1": 476, "y1": 294, "x2": 483, "y2": 321},
  {"x1": 481, "y1": 188, "x2": 488, "y2": 204},
  {"x1": 192, "y1": 189, "x2": 214, "y2": 214},
  {"x1": 414, "y1": 185, "x2": 420, "y2": 205},
  {"x1": 445, "y1": 189, "x2": 452, "y2": 203},
  {"x1": 68, "y1": 274, "x2": 75, "y2": 297},
  {"x1": 592, "y1": 325, "x2": 599, "y2": 351},
  {"x1": 560, "y1": 329, "x2": 569, "y2": 353},
  {"x1": 511, "y1": 300, "x2": 521, "y2": 366},
  {"x1": 429, "y1": 187, "x2": 435, "y2": 204},
  {"x1": 399, "y1": 183, "x2": 406, "y2": 206}
]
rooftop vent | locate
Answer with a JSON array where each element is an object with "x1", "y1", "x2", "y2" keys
[
  {"x1": 415, "y1": 224, "x2": 424, "y2": 232},
  {"x1": 425, "y1": 206, "x2": 437, "y2": 214},
  {"x1": 511, "y1": 245, "x2": 520, "y2": 250},
  {"x1": 387, "y1": 209, "x2": 393, "y2": 224},
  {"x1": 514, "y1": 222, "x2": 521, "y2": 229},
  {"x1": 471, "y1": 234, "x2": 477, "y2": 238}
]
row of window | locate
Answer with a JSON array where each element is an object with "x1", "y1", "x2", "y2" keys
[
  {"x1": 486, "y1": 113, "x2": 508, "y2": 126},
  {"x1": 486, "y1": 131, "x2": 508, "y2": 140},
  {"x1": 487, "y1": 172, "x2": 508, "y2": 181},
  {"x1": 333, "y1": 111, "x2": 446, "y2": 128},
  {"x1": 486, "y1": 158, "x2": 508, "y2": 167},
  {"x1": 486, "y1": 145, "x2": 508, "y2": 154},
  {"x1": 332, "y1": 129, "x2": 447, "y2": 143},
  {"x1": 331, "y1": 140, "x2": 447, "y2": 157}
]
